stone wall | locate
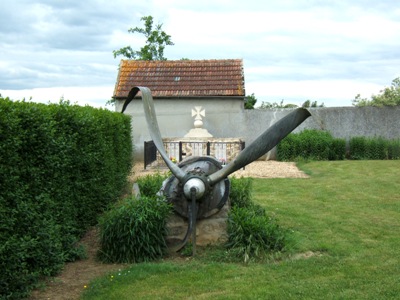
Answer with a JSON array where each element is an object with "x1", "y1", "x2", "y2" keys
[
  {"x1": 241, "y1": 106, "x2": 400, "y2": 144},
  {"x1": 241, "y1": 106, "x2": 400, "y2": 159},
  {"x1": 118, "y1": 99, "x2": 400, "y2": 161}
]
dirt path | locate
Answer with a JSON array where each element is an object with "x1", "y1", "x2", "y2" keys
[
  {"x1": 29, "y1": 161, "x2": 307, "y2": 300},
  {"x1": 29, "y1": 228, "x2": 127, "y2": 300}
]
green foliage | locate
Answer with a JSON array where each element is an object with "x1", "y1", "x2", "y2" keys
[
  {"x1": 227, "y1": 177, "x2": 290, "y2": 262},
  {"x1": 229, "y1": 176, "x2": 254, "y2": 208},
  {"x1": 244, "y1": 93, "x2": 257, "y2": 109},
  {"x1": 279, "y1": 130, "x2": 399, "y2": 162},
  {"x1": 330, "y1": 138, "x2": 347, "y2": 160},
  {"x1": 352, "y1": 77, "x2": 400, "y2": 107},
  {"x1": 277, "y1": 129, "x2": 346, "y2": 161},
  {"x1": 226, "y1": 205, "x2": 290, "y2": 263},
  {"x1": 0, "y1": 97, "x2": 132, "y2": 299},
  {"x1": 301, "y1": 100, "x2": 325, "y2": 107},
  {"x1": 259, "y1": 99, "x2": 298, "y2": 109},
  {"x1": 98, "y1": 196, "x2": 172, "y2": 263},
  {"x1": 136, "y1": 172, "x2": 169, "y2": 197},
  {"x1": 387, "y1": 139, "x2": 400, "y2": 159},
  {"x1": 349, "y1": 136, "x2": 400, "y2": 160},
  {"x1": 113, "y1": 15, "x2": 174, "y2": 61},
  {"x1": 259, "y1": 99, "x2": 324, "y2": 109}
]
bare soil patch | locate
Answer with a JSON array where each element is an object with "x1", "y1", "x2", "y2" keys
[
  {"x1": 29, "y1": 228, "x2": 127, "y2": 300},
  {"x1": 29, "y1": 161, "x2": 307, "y2": 300}
]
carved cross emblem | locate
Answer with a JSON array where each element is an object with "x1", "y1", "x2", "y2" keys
[{"x1": 192, "y1": 106, "x2": 205, "y2": 120}]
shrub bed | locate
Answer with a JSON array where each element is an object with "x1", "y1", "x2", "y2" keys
[
  {"x1": 98, "y1": 195, "x2": 172, "y2": 263},
  {"x1": 227, "y1": 176, "x2": 291, "y2": 262},
  {"x1": 0, "y1": 97, "x2": 132, "y2": 299},
  {"x1": 277, "y1": 129, "x2": 346, "y2": 161},
  {"x1": 349, "y1": 136, "x2": 400, "y2": 160},
  {"x1": 98, "y1": 171, "x2": 171, "y2": 264},
  {"x1": 278, "y1": 129, "x2": 400, "y2": 161}
]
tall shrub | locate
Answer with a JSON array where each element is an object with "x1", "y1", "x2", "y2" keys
[
  {"x1": 349, "y1": 136, "x2": 367, "y2": 160},
  {"x1": 388, "y1": 139, "x2": 400, "y2": 159},
  {"x1": 98, "y1": 195, "x2": 172, "y2": 263},
  {"x1": 277, "y1": 129, "x2": 345, "y2": 161},
  {"x1": 0, "y1": 97, "x2": 132, "y2": 299},
  {"x1": 349, "y1": 136, "x2": 400, "y2": 160}
]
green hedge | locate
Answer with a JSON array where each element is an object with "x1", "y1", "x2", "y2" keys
[
  {"x1": 277, "y1": 129, "x2": 346, "y2": 161},
  {"x1": 0, "y1": 97, "x2": 132, "y2": 299},
  {"x1": 349, "y1": 136, "x2": 400, "y2": 160},
  {"x1": 277, "y1": 129, "x2": 400, "y2": 161}
]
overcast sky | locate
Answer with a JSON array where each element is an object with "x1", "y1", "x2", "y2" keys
[{"x1": 1, "y1": 0, "x2": 399, "y2": 109}]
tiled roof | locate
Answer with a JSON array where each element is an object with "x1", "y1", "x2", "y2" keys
[{"x1": 113, "y1": 59, "x2": 245, "y2": 99}]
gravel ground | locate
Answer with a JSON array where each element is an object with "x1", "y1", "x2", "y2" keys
[
  {"x1": 230, "y1": 160, "x2": 309, "y2": 178},
  {"x1": 132, "y1": 160, "x2": 309, "y2": 180}
]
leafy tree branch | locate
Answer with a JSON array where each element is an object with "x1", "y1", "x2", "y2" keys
[
  {"x1": 113, "y1": 16, "x2": 174, "y2": 61},
  {"x1": 353, "y1": 77, "x2": 400, "y2": 107}
]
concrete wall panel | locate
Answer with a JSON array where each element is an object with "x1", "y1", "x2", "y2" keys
[{"x1": 117, "y1": 99, "x2": 400, "y2": 161}]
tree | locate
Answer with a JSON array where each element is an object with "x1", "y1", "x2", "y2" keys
[
  {"x1": 302, "y1": 100, "x2": 325, "y2": 108},
  {"x1": 244, "y1": 93, "x2": 257, "y2": 109},
  {"x1": 259, "y1": 99, "x2": 298, "y2": 109},
  {"x1": 352, "y1": 77, "x2": 400, "y2": 107},
  {"x1": 113, "y1": 16, "x2": 174, "y2": 60}
]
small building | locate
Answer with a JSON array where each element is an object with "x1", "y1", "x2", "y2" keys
[{"x1": 113, "y1": 59, "x2": 246, "y2": 161}]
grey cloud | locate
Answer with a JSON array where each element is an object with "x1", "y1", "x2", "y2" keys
[{"x1": 0, "y1": 0, "x2": 144, "y2": 50}]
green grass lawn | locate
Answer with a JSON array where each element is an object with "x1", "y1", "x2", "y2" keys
[{"x1": 81, "y1": 160, "x2": 400, "y2": 299}]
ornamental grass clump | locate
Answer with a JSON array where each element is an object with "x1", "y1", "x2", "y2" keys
[
  {"x1": 226, "y1": 205, "x2": 290, "y2": 263},
  {"x1": 229, "y1": 176, "x2": 254, "y2": 208},
  {"x1": 135, "y1": 172, "x2": 169, "y2": 197},
  {"x1": 227, "y1": 176, "x2": 291, "y2": 262},
  {"x1": 98, "y1": 195, "x2": 172, "y2": 263}
]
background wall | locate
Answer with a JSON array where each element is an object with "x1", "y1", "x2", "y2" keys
[
  {"x1": 116, "y1": 100, "x2": 400, "y2": 161},
  {"x1": 116, "y1": 98, "x2": 245, "y2": 159}
]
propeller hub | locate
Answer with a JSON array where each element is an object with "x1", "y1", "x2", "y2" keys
[{"x1": 183, "y1": 177, "x2": 206, "y2": 200}]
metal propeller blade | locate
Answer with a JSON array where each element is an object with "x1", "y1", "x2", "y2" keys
[
  {"x1": 123, "y1": 86, "x2": 310, "y2": 255},
  {"x1": 168, "y1": 198, "x2": 197, "y2": 253},
  {"x1": 123, "y1": 87, "x2": 185, "y2": 181},
  {"x1": 208, "y1": 108, "x2": 311, "y2": 185}
]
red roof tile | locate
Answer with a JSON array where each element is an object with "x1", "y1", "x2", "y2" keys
[{"x1": 113, "y1": 59, "x2": 245, "y2": 98}]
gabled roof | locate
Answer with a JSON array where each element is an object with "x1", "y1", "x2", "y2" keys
[{"x1": 113, "y1": 59, "x2": 245, "y2": 99}]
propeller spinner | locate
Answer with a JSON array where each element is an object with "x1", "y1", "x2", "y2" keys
[{"x1": 122, "y1": 86, "x2": 311, "y2": 254}]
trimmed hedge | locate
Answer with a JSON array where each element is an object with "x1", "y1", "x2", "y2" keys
[
  {"x1": 349, "y1": 136, "x2": 400, "y2": 160},
  {"x1": 277, "y1": 129, "x2": 400, "y2": 161},
  {"x1": 277, "y1": 129, "x2": 346, "y2": 161},
  {"x1": 0, "y1": 97, "x2": 132, "y2": 299}
]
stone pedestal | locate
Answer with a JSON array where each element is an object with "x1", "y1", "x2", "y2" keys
[{"x1": 166, "y1": 200, "x2": 230, "y2": 247}]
